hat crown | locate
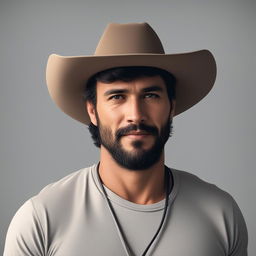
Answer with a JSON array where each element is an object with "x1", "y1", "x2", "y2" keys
[{"x1": 94, "y1": 23, "x2": 165, "y2": 56}]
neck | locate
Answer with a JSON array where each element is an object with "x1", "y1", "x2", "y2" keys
[{"x1": 98, "y1": 146, "x2": 167, "y2": 205}]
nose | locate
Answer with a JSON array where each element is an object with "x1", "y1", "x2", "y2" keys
[{"x1": 126, "y1": 97, "x2": 146, "y2": 124}]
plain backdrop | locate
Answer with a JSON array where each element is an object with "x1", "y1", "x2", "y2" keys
[{"x1": 0, "y1": 0, "x2": 255, "y2": 254}]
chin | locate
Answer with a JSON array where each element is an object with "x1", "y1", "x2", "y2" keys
[{"x1": 125, "y1": 145, "x2": 155, "y2": 155}]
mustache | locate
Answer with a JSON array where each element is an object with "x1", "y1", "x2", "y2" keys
[{"x1": 116, "y1": 123, "x2": 158, "y2": 140}]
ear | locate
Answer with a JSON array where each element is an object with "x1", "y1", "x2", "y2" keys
[
  {"x1": 86, "y1": 101, "x2": 97, "y2": 126},
  {"x1": 169, "y1": 99, "x2": 176, "y2": 119}
]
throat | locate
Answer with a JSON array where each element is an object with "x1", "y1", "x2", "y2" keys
[{"x1": 97, "y1": 160, "x2": 168, "y2": 205}]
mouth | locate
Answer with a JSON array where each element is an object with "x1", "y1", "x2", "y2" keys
[{"x1": 123, "y1": 131, "x2": 151, "y2": 139}]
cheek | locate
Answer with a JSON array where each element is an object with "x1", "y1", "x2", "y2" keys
[
  {"x1": 153, "y1": 102, "x2": 171, "y2": 122},
  {"x1": 96, "y1": 110, "x2": 121, "y2": 136},
  {"x1": 97, "y1": 104, "x2": 123, "y2": 126}
]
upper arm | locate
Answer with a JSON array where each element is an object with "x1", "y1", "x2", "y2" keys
[
  {"x1": 3, "y1": 199, "x2": 45, "y2": 256},
  {"x1": 228, "y1": 197, "x2": 248, "y2": 256}
]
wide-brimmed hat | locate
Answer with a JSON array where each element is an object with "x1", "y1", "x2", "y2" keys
[{"x1": 46, "y1": 22, "x2": 216, "y2": 125}]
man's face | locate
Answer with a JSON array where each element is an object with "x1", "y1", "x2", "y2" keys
[{"x1": 87, "y1": 76, "x2": 175, "y2": 170}]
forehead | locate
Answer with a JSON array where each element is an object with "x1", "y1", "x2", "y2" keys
[{"x1": 96, "y1": 75, "x2": 167, "y2": 94}]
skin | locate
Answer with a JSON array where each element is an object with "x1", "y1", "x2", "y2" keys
[{"x1": 86, "y1": 75, "x2": 175, "y2": 205}]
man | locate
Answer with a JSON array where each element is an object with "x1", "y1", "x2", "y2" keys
[{"x1": 4, "y1": 23, "x2": 248, "y2": 256}]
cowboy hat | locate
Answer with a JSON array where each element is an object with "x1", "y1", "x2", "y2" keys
[{"x1": 46, "y1": 22, "x2": 216, "y2": 125}]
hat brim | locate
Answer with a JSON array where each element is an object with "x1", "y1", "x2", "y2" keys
[{"x1": 46, "y1": 50, "x2": 216, "y2": 125}]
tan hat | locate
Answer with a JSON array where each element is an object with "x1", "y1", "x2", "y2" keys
[{"x1": 46, "y1": 22, "x2": 216, "y2": 125}]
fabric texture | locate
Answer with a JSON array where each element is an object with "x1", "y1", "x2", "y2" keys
[{"x1": 4, "y1": 164, "x2": 248, "y2": 256}]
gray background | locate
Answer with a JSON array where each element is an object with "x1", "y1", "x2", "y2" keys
[{"x1": 0, "y1": 0, "x2": 255, "y2": 254}]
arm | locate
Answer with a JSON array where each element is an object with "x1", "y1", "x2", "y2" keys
[
  {"x1": 228, "y1": 197, "x2": 248, "y2": 256},
  {"x1": 3, "y1": 199, "x2": 45, "y2": 256}
]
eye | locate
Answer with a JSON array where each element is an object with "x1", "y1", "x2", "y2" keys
[
  {"x1": 108, "y1": 94, "x2": 125, "y2": 100},
  {"x1": 144, "y1": 93, "x2": 159, "y2": 99}
]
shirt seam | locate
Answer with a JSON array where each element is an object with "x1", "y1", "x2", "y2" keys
[{"x1": 30, "y1": 198, "x2": 46, "y2": 256}]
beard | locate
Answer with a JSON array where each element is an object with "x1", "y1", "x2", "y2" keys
[{"x1": 96, "y1": 113, "x2": 173, "y2": 170}]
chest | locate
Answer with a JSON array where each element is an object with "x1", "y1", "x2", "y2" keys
[{"x1": 46, "y1": 201, "x2": 228, "y2": 256}]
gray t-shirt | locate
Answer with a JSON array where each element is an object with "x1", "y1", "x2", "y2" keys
[{"x1": 4, "y1": 164, "x2": 248, "y2": 256}]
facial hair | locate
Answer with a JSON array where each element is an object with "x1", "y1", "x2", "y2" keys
[{"x1": 96, "y1": 112, "x2": 173, "y2": 170}]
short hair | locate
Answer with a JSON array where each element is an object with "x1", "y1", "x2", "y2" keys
[{"x1": 83, "y1": 66, "x2": 176, "y2": 147}]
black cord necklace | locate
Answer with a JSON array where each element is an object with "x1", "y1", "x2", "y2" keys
[{"x1": 97, "y1": 165, "x2": 173, "y2": 256}]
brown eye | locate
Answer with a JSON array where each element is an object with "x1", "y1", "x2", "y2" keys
[
  {"x1": 109, "y1": 95, "x2": 124, "y2": 100},
  {"x1": 144, "y1": 93, "x2": 159, "y2": 98}
]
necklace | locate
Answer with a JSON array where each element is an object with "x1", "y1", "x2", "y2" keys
[{"x1": 97, "y1": 165, "x2": 173, "y2": 256}]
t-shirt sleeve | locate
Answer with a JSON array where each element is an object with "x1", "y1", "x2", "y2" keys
[
  {"x1": 3, "y1": 199, "x2": 45, "y2": 256},
  {"x1": 228, "y1": 197, "x2": 248, "y2": 256}
]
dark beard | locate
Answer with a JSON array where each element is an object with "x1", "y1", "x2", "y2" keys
[{"x1": 96, "y1": 114, "x2": 173, "y2": 170}]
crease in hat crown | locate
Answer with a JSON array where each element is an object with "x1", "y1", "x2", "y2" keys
[{"x1": 94, "y1": 23, "x2": 165, "y2": 56}]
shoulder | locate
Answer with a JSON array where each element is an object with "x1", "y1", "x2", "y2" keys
[
  {"x1": 4, "y1": 164, "x2": 98, "y2": 255},
  {"x1": 171, "y1": 168, "x2": 245, "y2": 228},
  {"x1": 11, "y1": 164, "x2": 97, "y2": 228},
  {"x1": 33, "y1": 164, "x2": 96, "y2": 204},
  {"x1": 172, "y1": 168, "x2": 234, "y2": 206},
  {"x1": 172, "y1": 168, "x2": 248, "y2": 255}
]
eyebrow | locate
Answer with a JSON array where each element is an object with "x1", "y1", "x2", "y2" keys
[
  {"x1": 142, "y1": 85, "x2": 163, "y2": 93},
  {"x1": 104, "y1": 89, "x2": 128, "y2": 96},
  {"x1": 103, "y1": 85, "x2": 164, "y2": 96}
]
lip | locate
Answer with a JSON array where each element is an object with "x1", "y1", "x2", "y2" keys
[
  {"x1": 124, "y1": 130, "x2": 150, "y2": 136},
  {"x1": 123, "y1": 132, "x2": 151, "y2": 139}
]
